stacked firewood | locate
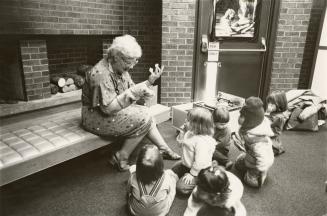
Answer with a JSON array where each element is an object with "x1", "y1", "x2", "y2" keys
[{"x1": 50, "y1": 64, "x2": 92, "y2": 94}]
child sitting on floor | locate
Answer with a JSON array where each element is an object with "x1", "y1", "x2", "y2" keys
[
  {"x1": 265, "y1": 90, "x2": 288, "y2": 156},
  {"x1": 233, "y1": 96, "x2": 275, "y2": 188},
  {"x1": 172, "y1": 107, "x2": 217, "y2": 195},
  {"x1": 184, "y1": 161, "x2": 246, "y2": 216},
  {"x1": 212, "y1": 105, "x2": 234, "y2": 170},
  {"x1": 127, "y1": 144, "x2": 178, "y2": 216}
]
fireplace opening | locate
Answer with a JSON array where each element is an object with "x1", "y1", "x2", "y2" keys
[
  {"x1": 0, "y1": 35, "x2": 116, "y2": 116},
  {"x1": 46, "y1": 35, "x2": 113, "y2": 95},
  {"x1": 0, "y1": 38, "x2": 26, "y2": 102},
  {"x1": 0, "y1": 35, "x2": 115, "y2": 104},
  {"x1": 47, "y1": 36, "x2": 104, "y2": 76}
]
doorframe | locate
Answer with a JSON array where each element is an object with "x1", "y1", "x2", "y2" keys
[
  {"x1": 260, "y1": 0, "x2": 281, "y2": 100},
  {"x1": 191, "y1": 0, "x2": 214, "y2": 101},
  {"x1": 308, "y1": 2, "x2": 326, "y2": 88},
  {"x1": 192, "y1": 0, "x2": 281, "y2": 101},
  {"x1": 191, "y1": 0, "x2": 201, "y2": 102}
]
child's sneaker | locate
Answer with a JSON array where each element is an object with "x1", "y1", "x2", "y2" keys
[{"x1": 273, "y1": 147, "x2": 285, "y2": 156}]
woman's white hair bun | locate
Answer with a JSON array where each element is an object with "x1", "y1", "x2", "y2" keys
[{"x1": 109, "y1": 34, "x2": 142, "y2": 58}]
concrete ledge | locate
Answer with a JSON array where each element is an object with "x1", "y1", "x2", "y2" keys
[
  {"x1": 0, "y1": 136, "x2": 111, "y2": 186},
  {"x1": 0, "y1": 90, "x2": 81, "y2": 118},
  {"x1": 0, "y1": 103, "x2": 171, "y2": 186},
  {"x1": 149, "y1": 104, "x2": 171, "y2": 124}
]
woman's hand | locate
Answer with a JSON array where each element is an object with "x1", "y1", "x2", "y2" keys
[
  {"x1": 182, "y1": 173, "x2": 195, "y2": 185},
  {"x1": 148, "y1": 64, "x2": 164, "y2": 85}
]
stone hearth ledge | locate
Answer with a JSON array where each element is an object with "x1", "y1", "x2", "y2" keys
[{"x1": 0, "y1": 90, "x2": 82, "y2": 118}]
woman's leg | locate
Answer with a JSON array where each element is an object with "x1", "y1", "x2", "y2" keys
[
  {"x1": 112, "y1": 134, "x2": 147, "y2": 171},
  {"x1": 119, "y1": 134, "x2": 147, "y2": 159},
  {"x1": 146, "y1": 125, "x2": 169, "y2": 150},
  {"x1": 146, "y1": 124, "x2": 181, "y2": 160}
]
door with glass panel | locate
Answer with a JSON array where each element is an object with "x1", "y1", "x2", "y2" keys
[{"x1": 193, "y1": 0, "x2": 278, "y2": 100}]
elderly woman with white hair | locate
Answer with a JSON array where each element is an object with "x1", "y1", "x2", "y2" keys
[{"x1": 81, "y1": 35, "x2": 181, "y2": 171}]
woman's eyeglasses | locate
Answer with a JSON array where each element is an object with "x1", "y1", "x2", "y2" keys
[{"x1": 121, "y1": 57, "x2": 139, "y2": 67}]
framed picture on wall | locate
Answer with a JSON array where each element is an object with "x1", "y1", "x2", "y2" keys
[{"x1": 212, "y1": 0, "x2": 261, "y2": 40}]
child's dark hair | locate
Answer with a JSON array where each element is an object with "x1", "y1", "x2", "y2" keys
[
  {"x1": 266, "y1": 91, "x2": 288, "y2": 112},
  {"x1": 187, "y1": 107, "x2": 214, "y2": 136},
  {"x1": 213, "y1": 105, "x2": 230, "y2": 123},
  {"x1": 197, "y1": 205, "x2": 235, "y2": 216},
  {"x1": 136, "y1": 144, "x2": 164, "y2": 185},
  {"x1": 197, "y1": 166, "x2": 230, "y2": 194}
]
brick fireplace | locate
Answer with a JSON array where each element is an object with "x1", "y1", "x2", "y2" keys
[
  {"x1": 0, "y1": 0, "x2": 162, "y2": 103},
  {"x1": 18, "y1": 36, "x2": 112, "y2": 101}
]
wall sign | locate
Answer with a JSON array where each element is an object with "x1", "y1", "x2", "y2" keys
[{"x1": 208, "y1": 42, "x2": 220, "y2": 61}]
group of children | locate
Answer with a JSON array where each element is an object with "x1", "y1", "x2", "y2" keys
[{"x1": 126, "y1": 91, "x2": 289, "y2": 216}]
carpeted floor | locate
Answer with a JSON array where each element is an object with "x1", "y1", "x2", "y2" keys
[{"x1": 0, "y1": 121, "x2": 326, "y2": 216}]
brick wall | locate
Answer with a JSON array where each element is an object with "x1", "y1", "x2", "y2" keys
[
  {"x1": 0, "y1": 0, "x2": 124, "y2": 35},
  {"x1": 47, "y1": 39, "x2": 88, "y2": 76},
  {"x1": 161, "y1": 0, "x2": 323, "y2": 106},
  {"x1": 123, "y1": 0, "x2": 162, "y2": 84},
  {"x1": 47, "y1": 36, "x2": 104, "y2": 76},
  {"x1": 269, "y1": 0, "x2": 324, "y2": 92},
  {"x1": 0, "y1": 0, "x2": 161, "y2": 83},
  {"x1": 0, "y1": 0, "x2": 161, "y2": 100},
  {"x1": 161, "y1": 0, "x2": 196, "y2": 106},
  {"x1": 20, "y1": 40, "x2": 51, "y2": 100},
  {"x1": 102, "y1": 39, "x2": 112, "y2": 59},
  {"x1": 1, "y1": 0, "x2": 323, "y2": 103}
]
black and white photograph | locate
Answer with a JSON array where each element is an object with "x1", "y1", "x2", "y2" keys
[
  {"x1": 214, "y1": 0, "x2": 260, "y2": 38},
  {"x1": 0, "y1": 0, "x2": 326, "y2": 216}
]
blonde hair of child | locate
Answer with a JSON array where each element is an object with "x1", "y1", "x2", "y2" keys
[{"x1": 187, "y1": 107, "x2": 214, "y2": 136}]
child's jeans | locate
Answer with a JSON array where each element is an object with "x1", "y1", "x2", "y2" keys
[
  {"x1": 212, "y1": 149, "x2": 231, "y2": 167},
  {"x1": 235, "y1": 154, "x2": 267, "y2": 188},
  {"x1": 172, "y1": 161, "x2": 196, "y2": 195}
]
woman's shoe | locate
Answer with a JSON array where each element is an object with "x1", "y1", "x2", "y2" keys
[
  {"x1": 109, "y1": 152, "x2": 130, "y2": 171},
  {"x1": 160, "y1": 150, "x2": 181, "y2": 160}
]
